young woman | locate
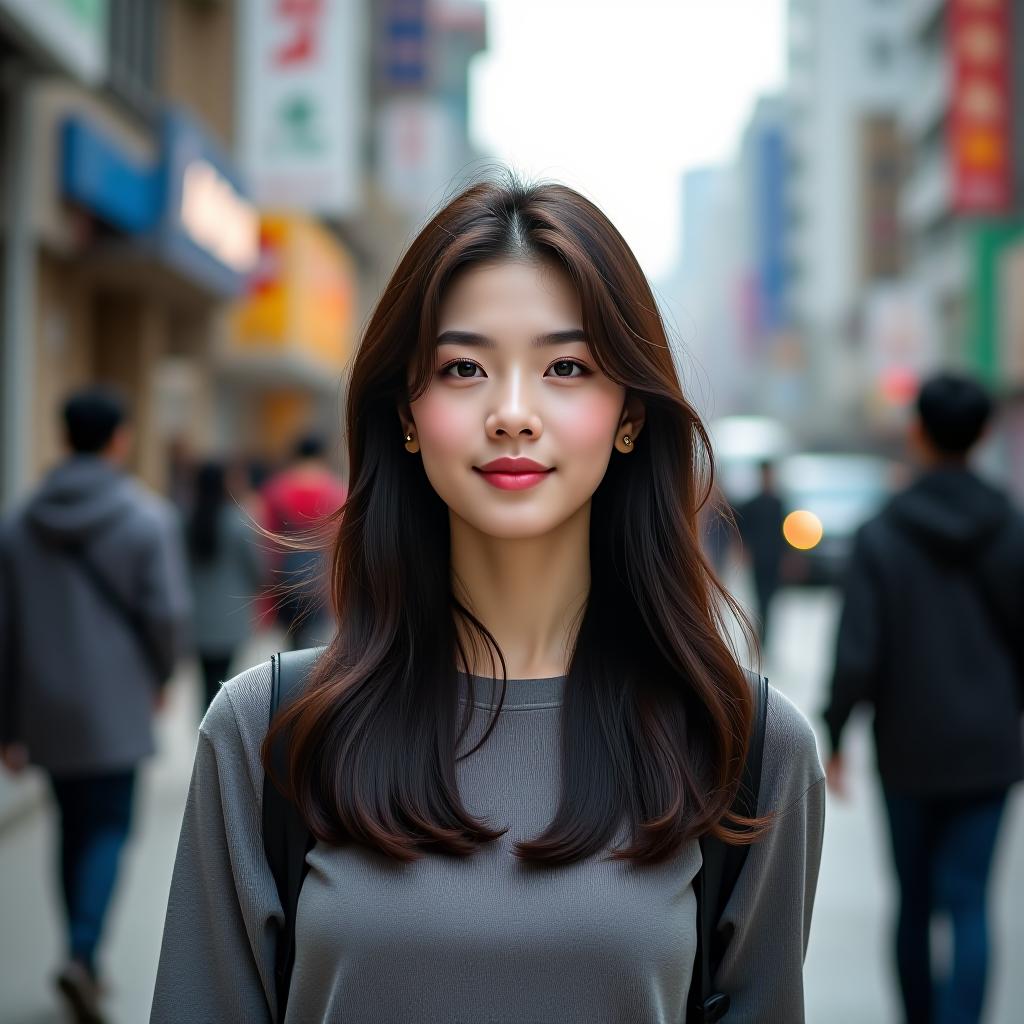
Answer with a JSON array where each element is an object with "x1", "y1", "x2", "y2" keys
[{"x1": 152, "y1": 178, "x2": 825, "y2": 1023}]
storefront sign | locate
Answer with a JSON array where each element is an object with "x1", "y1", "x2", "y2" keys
[
  {"x1": 379, "y1": 0, "x2": 429, "y2": 90},
  {"x1": 949, "y1": 0, "x2": 1012, "y2": 215},
  {"x1": 967, "y1": 221, "x2": 1024, "y2": 384},
  {"x1": 238, "y1": 0, "x2": 364, "y2": 215},
  {"x1": 60, "y1": 107, "x2": 257, "y2": 296},
  {"x1": 154, "y1": 108, "x2": 259, "y2": 294},
  {"x1": 179, "y1": 160, "x2": 259, "y2": 276},
  {"x1": 231, "y1": 214, "x2": 356, "y2": 370},
  {"x1": 0, "y1": 0, "x2": 107, "y2": 83}
]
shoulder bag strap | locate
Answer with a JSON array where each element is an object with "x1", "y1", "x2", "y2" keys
[
  {"x1": 691, "y1": 672, "x2": 769, "y2": 1023},
  {"x1": 42, "y1": 534, "x2": 167, "y2": 684},
  {"x1": 263, "y1": 647, "x2": 321, "y2": 1023}
]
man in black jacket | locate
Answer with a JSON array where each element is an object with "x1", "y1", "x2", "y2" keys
[{"x1": 824, "y1": 372, "x2": 1024, "y2": 1024}]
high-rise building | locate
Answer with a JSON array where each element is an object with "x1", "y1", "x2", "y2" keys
[
  {"x1": 785, "y1": 0, "x2": 907, "y2": 438},
  {"x1": 900, "y1": 0, "x2": 1023, "y2": 376}
]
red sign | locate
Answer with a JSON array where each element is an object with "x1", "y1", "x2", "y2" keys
[
  {"x1": 949, "y1": 0, "x2": 1012, "y2": 215},
  {"x1": 273, "y1": 0, "x2": 324, "y2": 67}
]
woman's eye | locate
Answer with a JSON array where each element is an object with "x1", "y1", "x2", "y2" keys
[
  {"x1": 442, "y1": 359, "x2": 483, "y2": 379},
  {"x1": 547, "y1": 359, "x2": 586, "y2": 378}
]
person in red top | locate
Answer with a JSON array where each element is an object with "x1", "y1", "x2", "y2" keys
[{"x1": 261, "y1": 433, "x2": 348, "y2": 650}]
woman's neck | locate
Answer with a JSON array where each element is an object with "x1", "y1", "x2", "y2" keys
[{"x1": 450, "y1": 504, "x2": 590, "y2": 679}]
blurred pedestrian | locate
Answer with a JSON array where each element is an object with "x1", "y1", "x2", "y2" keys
[
  {"x1": 824, "y1": 372, "x2": 1024, "y2": 1024},
  {"x1": 733, "y1": 460, "x2": 786, "y2": 649},
  {"x1": 260, "y1": 433, "x2": 347, "y2": 650},
  {"x1": 185, "y1": 459, "x2": 268, "y2": 714},
  {"x1": 0, "y1": 386, "x2": 191, "y2": 1024}
]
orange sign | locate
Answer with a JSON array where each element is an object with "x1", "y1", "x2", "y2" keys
[{"x1": 230, "y1": 213, "x2": 356, "y2": 370}]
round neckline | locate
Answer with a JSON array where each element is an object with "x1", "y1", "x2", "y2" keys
[{"x1": 457, "y1": 671, "x2": 566, "y2": 709}]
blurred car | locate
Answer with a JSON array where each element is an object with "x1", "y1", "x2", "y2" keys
[{"x1": 776, "y1": 452, "x2": 897, "y2": 587}]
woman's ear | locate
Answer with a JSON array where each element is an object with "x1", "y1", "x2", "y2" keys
[
  {"x1": 397, "y1": 402, "x2": 414, "y2": 436},
  {"x1": 614, "y1": 396, "x2": 646, "y2": 453},
  {"x1": 397, "y1": 403, "x2": 420, "y2": 453}
]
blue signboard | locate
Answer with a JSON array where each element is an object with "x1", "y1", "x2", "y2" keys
[
  {"x1": 380, "y1": 0, "x2": 428, "y2": 88},
  {"x1": 61, "y1": 116, "x2": 157, "y2": 233},
  {"x1": 60, "y1": 106, "x2": 257, "y2": 296}
]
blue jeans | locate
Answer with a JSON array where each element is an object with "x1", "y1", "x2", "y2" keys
[
  {"x1": 883, "y1": 788, "x2": 1007, "y2": 1024},
  {"x1": 49, "y1": 770, "x2": 137, "y2": 975}
]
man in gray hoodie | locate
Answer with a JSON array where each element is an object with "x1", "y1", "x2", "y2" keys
[{"x1": 0, "y1": 387, "x2": 191, "y2": 1023}]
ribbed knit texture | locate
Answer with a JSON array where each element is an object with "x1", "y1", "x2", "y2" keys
[{"x1": 151, "y1": 661, "x2": 824, "y2": 1023}]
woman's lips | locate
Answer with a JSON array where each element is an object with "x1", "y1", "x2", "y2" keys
[
  {"x1": 473, "y1": 462, "x2": 554, "y2": 491},
  {"x1": 476, "y1": 469, "x2": 552, "y2": 491}
]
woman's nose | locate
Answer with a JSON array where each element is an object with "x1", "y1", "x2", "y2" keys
[{"x1": 485, "y1": 369, "x2": 543, "y2": 440}]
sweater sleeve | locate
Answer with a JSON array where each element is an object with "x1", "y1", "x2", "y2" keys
[
  {"x1": 151, "y1": 662, "x2": 280, "y2": 1023},
  {"x1": 822, "y1": 525, "x2": 884, "y2": 754},
  {"x1": 711, "y1": 687, "x2": 826, "y2": 1023}
]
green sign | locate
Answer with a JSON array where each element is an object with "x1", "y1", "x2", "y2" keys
[{"x1": 966, "y1": 220, "x2": 1024, "y2": 387}]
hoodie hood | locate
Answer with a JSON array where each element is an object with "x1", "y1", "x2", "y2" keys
[
  {"x1": 887, "y1": 465, "x2": 1012, "y2": 563},
  {"x1": 26, "y1": 455, "x2": 138, "y2": 545}
]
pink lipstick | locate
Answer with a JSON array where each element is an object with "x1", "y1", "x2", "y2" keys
[{"x1": 475, "y1": 457, "x2": 554, "y2": 491}]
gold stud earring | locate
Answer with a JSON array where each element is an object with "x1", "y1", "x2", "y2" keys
[
  {"x1": 622, "y1": 434, "x2": 632, "y2": 448},
  {"x1": 404, "y1": 431, "x2": 419, "y2": 453}
]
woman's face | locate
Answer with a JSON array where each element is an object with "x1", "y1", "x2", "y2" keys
[{"x1": 406, "y1": 259, "x2": 643, "y2": 540}]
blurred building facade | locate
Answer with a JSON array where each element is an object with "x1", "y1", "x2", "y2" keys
[
  {"x1": 658, "y1": 165, "x2": 745, "y2": 423},
  {"x1": 900, "y1": 0, "x2": 1024, "y2": 495},
  {"x1": 660, "y1": 0, "x2": 1024, "y2": 497},
  {"x1": 0, "y1": 0, "x2": 488, "y2": 508},
  {"x1": 0, "y1": 0, "x2": 264, "y2": 502},
  {"x1": 784, "y1": 0, "x2": 908, "y2": 440}
]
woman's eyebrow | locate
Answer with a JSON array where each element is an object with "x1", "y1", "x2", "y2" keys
[{"x1": 435, "y1": 329, "x2": 586, "y2": 348}]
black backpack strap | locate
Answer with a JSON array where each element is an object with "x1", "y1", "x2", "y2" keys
[
  {"x1": 263, "y1": 648, "x2": 322, "y2": 1023},
  {"x1": 690, "y1": 672, "x2": 770, "y2": 1023}
]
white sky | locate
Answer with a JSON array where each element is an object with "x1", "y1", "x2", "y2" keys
[{"x1": 470, "y1": 0, "x2": 786, "y2": 281}]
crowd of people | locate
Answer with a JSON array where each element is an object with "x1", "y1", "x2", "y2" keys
[{"x1": 0, "y1": 387, "x2": 346, "y2": 1021}]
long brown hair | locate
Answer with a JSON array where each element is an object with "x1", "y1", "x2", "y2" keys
[{"x1": 262, "y1": 174, "x2": 763, "y2": 866}]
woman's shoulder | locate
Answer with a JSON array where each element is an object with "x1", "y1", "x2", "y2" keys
[
  {"x1": 757, "y1": 679, "x2": 826, "y2": 810},
  {"x1": 200, "y1": 658, "x2": 274, "y2": 763}
]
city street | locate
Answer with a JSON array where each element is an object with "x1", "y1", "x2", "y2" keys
[{"x1": 1, "y1": 590, "x2": 1022, "y2": 1023}]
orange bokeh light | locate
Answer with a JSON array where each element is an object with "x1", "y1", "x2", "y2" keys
[{"x1": 783, "y1": 510, "x2": 824, "y2": 551}]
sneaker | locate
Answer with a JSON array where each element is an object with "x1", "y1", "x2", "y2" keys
[{"x1": 55, "y1": 960, "x2": 107, "y2": 1024}]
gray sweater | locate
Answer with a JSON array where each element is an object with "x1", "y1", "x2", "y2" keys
[{"x1": 152, "y1": 663, "x2": 825, "y2": 1023}]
